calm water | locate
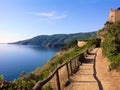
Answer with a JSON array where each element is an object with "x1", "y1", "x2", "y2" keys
[{"x1": 0, "y1": 44, "x2": 59, "y2": 81}]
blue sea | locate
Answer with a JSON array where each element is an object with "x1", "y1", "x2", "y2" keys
[{"x1": 0, "y1": 44, "x2": 59, "y2": 81}]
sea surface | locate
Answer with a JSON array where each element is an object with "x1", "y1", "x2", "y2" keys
[{"x1": 0, "y1": 44, "x2": 59, "y2": 81}]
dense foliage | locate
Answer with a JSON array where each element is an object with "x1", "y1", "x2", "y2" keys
[
  {"x1": 100, "y1": 21, "x2": 120, "y2": 69},
  {"x1": 10, "y1": 32, "x2": 96, "y2": 47},
  {"x1": 60, "y1": 39, "x2": 78, "y2": 50},
  {"x1": 0, "y1": 75, "x2": 4, "y2": 81}
]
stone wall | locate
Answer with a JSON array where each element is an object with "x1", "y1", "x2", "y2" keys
[
  {"x1": 108, "y1": 8, "x2": 120, "y2": 23},
  {"x1": 108, "y1": 9, "x2": 116, "y2": 22},
  {"x1": 115, "y1": 10, "x2": 120, "y2": 22}
]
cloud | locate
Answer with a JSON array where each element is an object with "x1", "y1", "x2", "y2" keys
[
  {"x1": 52, "y1": 14, "x2": 67, "y2": 19},
  {"x1": 34, "y1": 12, "x2": 56, "y2": 17},
  {"x1": 31, "y1": 11, "x2": 67, "y2": 20}
]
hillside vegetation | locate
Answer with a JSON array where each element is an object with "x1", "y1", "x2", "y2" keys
[
  {"x1": 10, "y1": 32, "x2": 96, "y2": 47},
  {"x1": 0, "y1": 38, "x2": 100, "y2": 90},
  {"x1": 98, "y1": 21, "x2": 120, "y2": 69}
]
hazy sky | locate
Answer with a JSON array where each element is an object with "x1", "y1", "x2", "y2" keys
[{"x1": 0, "y1": 0, "x2": 120, "y2": 43}]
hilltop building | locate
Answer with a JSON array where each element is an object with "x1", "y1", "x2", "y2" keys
[
  {"x1": 108, "y1": 7, "x2": 120, "y2": 23},
  {"x1": 98, "y1": 7, "x2": 120, "y2": 42}
]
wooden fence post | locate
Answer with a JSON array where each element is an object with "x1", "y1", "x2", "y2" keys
[
  {"x1": 77, "y1": 56, "x2": 80, "y2": 67},
  {"x1": 63, "y1": 63, "x2": 71, "y2": 86},
  {"x1": 70, "y1": 60, "x2": 73, "y2": 75},
  {"x1": 56, "y1": 70, "x2": 61, "y2": 90},
  {"x1": 75, "y1": 58, "x2": 76, "y2": 68},
  {"x1": 66, "y1": 63, "x2": 70, "y2": 80}
]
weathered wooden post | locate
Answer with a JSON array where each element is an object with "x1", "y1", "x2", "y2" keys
[
  {"x1": 77, "y1": 55, "x2": 80, "y2": 67},
  {"x1": 56, "y1": 69, "x2": 61, "y2": 90},
  {"x1": 70, "y1": 60, "x2": 73, "y2": 75},
  {"x1": 64, "y1": 63, "x2": 71, "y2": 86},
  {"x1": 66, "y1": 63, "x2": 70, "y2": 80},
  {"x1": 75, "y1": 58, "x2": 77, "y2": 68}
]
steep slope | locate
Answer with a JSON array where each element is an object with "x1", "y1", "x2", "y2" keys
[{"x1": 97, "y1": 21, "x2": 120, "y2": 69}]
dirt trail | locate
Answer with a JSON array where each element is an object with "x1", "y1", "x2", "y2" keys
[
  {"x1": 96, "y1": 48, "x2": 120, "y2": 90},
  {"x1": 64, "y1": 48, "x2": 120, "y2": 90}
]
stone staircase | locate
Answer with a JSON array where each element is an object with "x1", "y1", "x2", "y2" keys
[{"x1": 64, "y1": 48, "x2": 99, "y2": 90}]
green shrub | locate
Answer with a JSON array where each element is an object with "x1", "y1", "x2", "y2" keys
[
  {"x1": 101, "y1": 21, "x2": 120, "y2": 69},
  {"x1": 0, "y1": 74, "x2": 4, "y2": 81},
  {"x1": 42, "y1": 83, "x2": 53, "y2": 90},
  {"x1": 60, "y1": 39, "x2": 77, "y2": 50}
]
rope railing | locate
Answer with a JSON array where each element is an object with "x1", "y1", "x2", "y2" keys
[{"x1": 32, "y1": 45, "x2": 96, "y2": 90}]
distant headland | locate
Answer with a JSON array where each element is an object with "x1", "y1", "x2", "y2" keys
[{"x1": 9, "y1": 32, "x2": 96, "y2": 47}]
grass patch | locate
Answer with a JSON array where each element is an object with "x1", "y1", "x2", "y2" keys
[{"x1": 100, "y1": 21, "x2": 120, "y2": 69}]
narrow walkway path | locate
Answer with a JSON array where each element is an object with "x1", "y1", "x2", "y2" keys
[
  {"x1": 64, "y1": 48, "x2": 120, "y2": 90},
  {"x1": 64, "y1": 48, "x2": 99, "y2": 90}
]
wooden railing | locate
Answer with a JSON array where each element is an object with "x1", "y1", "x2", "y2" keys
[{"x1": 32, "y1": 45, "x2": 95, "y2": 90}]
